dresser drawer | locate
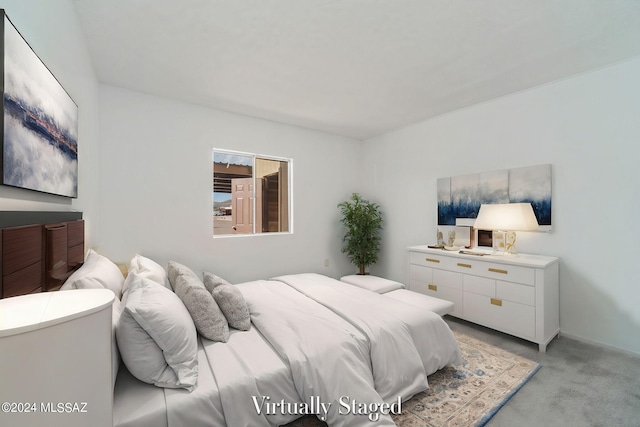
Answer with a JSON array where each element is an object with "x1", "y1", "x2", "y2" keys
[
  {"x1": 476, "y1": 261, "x2": 535, "y2": 285},
  {"x1": 463, "y1": 274, "x2": 495, "y2": 297},
  {"x1": 409, "y1": 279, "x2": 429, "y2": 294},
  {"x1": 410, "y1": 264, "x2": 432, "y2": 283},
  {"x1": 497, "y1": 280, "x2": 535, "y2": 306},
  {"x1": 463, "y1": 293, "x2": 535, "y2": 339},
  {"x1": 409, "y1": 251, "x2": 455, "y2": 270},
  {"x1": 412, "y1": 252, "x2": 536, "y2": 286},
  {"x1": 433, "y1": 269, "x2": 463, "y2": 290},
  {"x1": 463, "y1": 275, "x2": 535, "y2": 306}
]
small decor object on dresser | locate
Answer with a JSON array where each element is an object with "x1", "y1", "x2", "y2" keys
[{"x1": 1, "y1": 10, "x2": 79, "y2": 198}]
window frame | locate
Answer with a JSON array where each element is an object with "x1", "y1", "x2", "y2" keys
[{"x1": 212, "y1": 148, "x2": 293, "y2": 238}]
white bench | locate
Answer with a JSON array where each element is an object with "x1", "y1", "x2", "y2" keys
[
  {"x1": 340, "y1": 275, "x2": 454, "y2": 316},
  {"x1": 383, "y1": 289, "x2": 453, "y2": 316},
  {"x1": 340, "y1": 274, "x2": 404, "y2": 293}
]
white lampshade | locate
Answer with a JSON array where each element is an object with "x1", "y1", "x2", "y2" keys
[{"x1": 474, "y1": 203, "x2": 539, "y2": 231}]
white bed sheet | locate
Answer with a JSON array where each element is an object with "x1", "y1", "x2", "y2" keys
[
  {"x1": 113, "y1": 363, "x2": 167, "y2": 427},
  {"x1": 113, "y1": 327, "x2": 301, "y2": 427},
  {"x1": 195, "y1": 325, "x2": 302, "y2": 427}
]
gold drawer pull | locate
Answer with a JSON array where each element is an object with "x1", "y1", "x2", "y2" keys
[
  {"x1": 425, "y1": 258, "x2": 440, "y2": 263},
  {"x1": 428, "y1": 284, "x2": 438, "y2": 291},
  {"x1": 457, "y1": 263, "x2": 472, "y2": 268},
  {"x1": 489, "y1": 268, "x2": 508, "y2": 275},
  {"x1": 491, "y1": 298, "x2": 503, "y2": 306}
]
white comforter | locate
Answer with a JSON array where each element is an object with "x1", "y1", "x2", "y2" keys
[
  {"x1": 275, "y1": 274, "x2": 463, "y2": 386},
  {"x1": 239, "y1": 274, "x2": 462, "y2": 427},
  {"x1": 240, "y1": 279, "x2": 395, "y2": 426},
  {"x1": 114, "y1": 274, "x2": 462, "y2": 427}
]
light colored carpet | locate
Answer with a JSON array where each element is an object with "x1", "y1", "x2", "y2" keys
[
  {"x1": 445, "y1": 317, "x2": 640, "y2": 427},
  {"x1": 284, "y1": 329, "x2": 539, "y2": 426}
]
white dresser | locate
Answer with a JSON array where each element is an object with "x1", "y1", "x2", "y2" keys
[
  {"x1": 0, "y1": 289, "x2": 114, "y2": 427},
  {"x1": 408, "y1": 245, "x2": 559, "y2": 352}
]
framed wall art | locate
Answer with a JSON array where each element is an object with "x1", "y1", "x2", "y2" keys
[
  {"x1": 438, "y1": 164, "x2": 552, "y2": 231},
  {"x1": 1, "y1": 10, "x2": 78, "y2": 198}
]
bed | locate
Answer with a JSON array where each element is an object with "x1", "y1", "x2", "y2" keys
[{"x1": 0, "y1": 213, "x2": 463, "y2": 427}]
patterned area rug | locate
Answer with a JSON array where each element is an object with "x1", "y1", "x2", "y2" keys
[{"x1": 284, "y1": 330, "x2": 540, "y2": 427}]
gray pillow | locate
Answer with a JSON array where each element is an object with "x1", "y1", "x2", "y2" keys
[
  {"x1": 202, "y1": 271, "x2": 232, "y2": 293},
  {"x1": 174, "y1": 274, "x2": 230, "y2": 342},
  {"x1": 167, "y1": 260, "x2": 199, "y2": 289},
  {"x1": 204, "y1": 272, "x2": 251, "y2": 331}
]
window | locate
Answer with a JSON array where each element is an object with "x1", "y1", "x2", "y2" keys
[{"x1": 213, "y1": 149, "x2": 292, "y2": 236}]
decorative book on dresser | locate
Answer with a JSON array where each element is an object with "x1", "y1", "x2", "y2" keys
[{"x1": 408, "y1": 245, "x2": 559, "y2": 352}]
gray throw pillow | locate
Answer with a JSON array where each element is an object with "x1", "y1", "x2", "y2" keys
[
  {"x1": 204, "y1": 272, "x2": 251, "y2": 331},
  {"x1": 202, "y1": 271, "x2": 232, "y2": 294},
  {"x1": 167, "y1": 260, "x2": 199, "y2": 289},
  {"x1": 174, "y1": 274, "x2": 230, "y2": 343}
]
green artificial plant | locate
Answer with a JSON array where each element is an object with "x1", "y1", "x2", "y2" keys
[{"x1": 338, "y1": 193, "x2": 383, "y2": 275}]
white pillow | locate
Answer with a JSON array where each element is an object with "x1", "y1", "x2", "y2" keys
[
  {"x1": 61, "y1": 249, "x2": 125, "y2": 388},
  {"x1": 110, "y1": 298, "x2": 122, "y2": 391},
  {"x1": 61, "y1": 249, "x2": 125, "y2": 299},
  {"x1": 116, "y1": 274, "x2": 198, "y2": 391},
  {"x1": 126, "y1": 254, "x2": 171, "y2": 291},
  {"x1": 339, "y1": 275, "x2": 405, "y2": 294}
]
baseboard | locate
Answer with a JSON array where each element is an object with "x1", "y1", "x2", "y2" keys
[{"x1": 559, "y1": 331, "x2": 640, "y2": 359}]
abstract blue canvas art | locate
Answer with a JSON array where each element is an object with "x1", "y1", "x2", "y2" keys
[
  {"x1": 2, "y1": 11, "x2": 78, "y2": 198},
  {"x1": 438, "y1": 164, "x2": 551, "y2": 230}
]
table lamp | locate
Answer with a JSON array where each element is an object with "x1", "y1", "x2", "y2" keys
[{"x1": 473, "y1": 203, "x2": 539, "y2": 254}]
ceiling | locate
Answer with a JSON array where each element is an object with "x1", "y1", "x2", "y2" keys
[{"x1": 73, "y1": 0, "x2": 640, "y2": 140}]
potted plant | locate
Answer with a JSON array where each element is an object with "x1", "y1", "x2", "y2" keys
[{"x1": 338, "y1": 193, "x2": 383, "y2": 275}]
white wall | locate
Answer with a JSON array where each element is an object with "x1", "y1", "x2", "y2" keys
[
  {"x1": 98, "y1": 84, "x2": 362, "y2": 283},
  {"x1": 361, "y1": 57, "x2": 640, "y2": 355},
  {"x1": 7, "y1": 1, "x2": 636, "y2": 356},
  {"x1": 0, "y1": 0, "x2": 101, "y2": 245}
]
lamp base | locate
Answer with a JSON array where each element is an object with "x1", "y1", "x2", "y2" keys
[{"x1": 492, "y1": 230, "x2": 518, "y2": 255}]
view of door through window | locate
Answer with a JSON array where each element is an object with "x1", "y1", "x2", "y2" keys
[{"x1": 213, "y1": 150, "x2": 291, "y2": 236}]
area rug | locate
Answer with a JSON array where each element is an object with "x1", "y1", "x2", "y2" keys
[{"x1": 283, "y1": 329, "x2": 540, "y2": 427}]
